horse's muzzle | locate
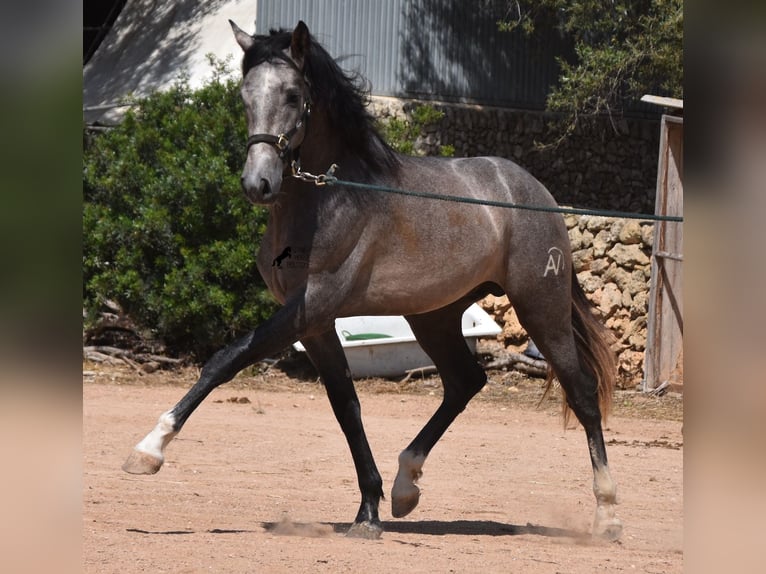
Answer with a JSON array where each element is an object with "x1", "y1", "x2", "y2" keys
[
  {"x1": 241, "y1": 175, "x2": 281, "y2": 204},
  {"x1": 240, "y1": 150, "x2": 283, "y2": 204}
]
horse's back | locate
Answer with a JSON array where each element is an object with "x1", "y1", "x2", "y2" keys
[
  {"x1": 392, "y1": 154, "x2": 566, "y2": 248},
  {"x1": 397, "y1": 154, "x2": 557, "y2": 209}
]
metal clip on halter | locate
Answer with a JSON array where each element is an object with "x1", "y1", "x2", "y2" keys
[
  {"x1": 291, "y1": 162, "x2": 339, "y2": 186},
  {"x1": 315, "y1": 163, "x2": 338, "y2": 186}
]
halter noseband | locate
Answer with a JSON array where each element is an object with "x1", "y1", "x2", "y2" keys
[{"x1": 245, "y1": 52, "x2": 311, "y2": 172}]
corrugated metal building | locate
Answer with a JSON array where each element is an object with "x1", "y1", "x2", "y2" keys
[{"x1": 256, "y1": 0, "x2": 571, "y2": 110}]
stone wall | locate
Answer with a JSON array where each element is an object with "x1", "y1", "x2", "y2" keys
[
  {"x1": 370, "y1": 96, "x2": 660, "y2": 215},
  {"x1": 480, "y1": 215, "x2": 654, "y2": 388}
]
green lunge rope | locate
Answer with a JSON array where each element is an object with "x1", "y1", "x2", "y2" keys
[
  {"x1": 328, "y1": 178, "x2": 684, "y2": 223},
  {"x1": 291, "y1": 163, "x2": 683, "y2": 223}
]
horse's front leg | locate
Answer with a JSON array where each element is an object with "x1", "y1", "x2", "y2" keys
[
  {"x1": 122, "y1": 297, "x2": 313, "y2": 475},
  {"x1": 300, "y1": 330, "x2": 384, "y2": 539}
]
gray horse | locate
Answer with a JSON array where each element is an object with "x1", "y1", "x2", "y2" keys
[{"x1": 123, "y1": 20, "x2": 621, "y2": 541}]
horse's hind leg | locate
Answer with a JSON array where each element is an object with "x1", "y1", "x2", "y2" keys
[
  {"x1": 300, "y1": 329, "x2": 384, "y2": 539},
  {"x1": 392, "y1": 300, "x2": 487, "y2": 518},
  {"x1": 507, "y1": 274, "x2": 622, "y2": 540}
]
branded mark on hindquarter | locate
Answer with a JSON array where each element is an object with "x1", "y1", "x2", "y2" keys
[{"x1": 544, "y1": 247, "x2": 564, "y2": 277}]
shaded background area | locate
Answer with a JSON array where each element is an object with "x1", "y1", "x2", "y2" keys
[
  {"x1": 83, "y1": 0, "x2": 126, "y2": 64},
  {"x1": 83, "y1": 0, "x2": 255, "y2": 124},
  {"x1": 84, "y1": 1, "x2": 658, "y2": 122},
  {"x1": 255, "y1": 0, "x2": 573, "y2": 110},
  {"x1": 396, "y1": 0, "x2": 570, "y2": 109}
]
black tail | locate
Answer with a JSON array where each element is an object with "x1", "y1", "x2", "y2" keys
[{"x1": 543, "y1": 269, "x2": 617, "y2": 426}]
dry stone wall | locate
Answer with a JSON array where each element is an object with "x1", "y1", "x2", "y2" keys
[{"x1": 480, "y1": 215, "x2": 654, "y2": 388}]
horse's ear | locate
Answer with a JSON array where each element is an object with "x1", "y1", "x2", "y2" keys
[
  {"x1": 290, "y1": 21, "x2": 311, "y2": 66},
  {"x1": 230, "y1": 20, "x2": 255, "y2": 52}
]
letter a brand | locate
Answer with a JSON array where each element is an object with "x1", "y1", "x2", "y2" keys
[{"x1": 544, "y1": 247, "x2": 564, "y2": 277}]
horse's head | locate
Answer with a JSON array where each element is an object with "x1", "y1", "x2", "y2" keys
[{"x1": 231, "y1": 21, "x2": 312, "y2": 204}]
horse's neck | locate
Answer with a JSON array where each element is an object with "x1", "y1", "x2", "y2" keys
[{"x1": 300, "y1": 112, "x2": 369, "y2": 180}]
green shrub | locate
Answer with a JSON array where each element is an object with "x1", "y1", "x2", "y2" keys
[
  {"x1": 83, "y1": 64, "x2": 279, "y2": 359},
  {"x1": 377, "y1": 104, "x2": 455, "y2": 157}
]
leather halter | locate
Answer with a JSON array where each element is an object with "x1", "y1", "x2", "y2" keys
[{"x1": 245, "y1": 53, "x2": 311, "y2": 170}]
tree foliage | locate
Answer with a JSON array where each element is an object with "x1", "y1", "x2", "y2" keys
[
  {"x1": 377, "y1": 104, "x2": 455, "y2": 157},
  {"x1": 498, "y1": 0, "x2": 683, "y2": 134},
  {"x1": 83, "y1": 59, "x2": 278, "y2": 359}
]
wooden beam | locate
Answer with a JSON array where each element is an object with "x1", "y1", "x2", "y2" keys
[{"x1": 641, "y1": 94, "x2": 684, "y2": 110}]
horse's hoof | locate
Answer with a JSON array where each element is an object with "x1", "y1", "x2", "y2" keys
[
  {"x1": 391, "y1": 451, "x2": 425, "y2": 518},
  {"x1": 346, "y1": 521, "x2": 383, "y2": 540},
  {"x1": 122, "y1": 450, "x2": 163, "y2": 474},
  {"x1": 391, "y1": 484, "x2": 420, "y2": 518},
  {"x1": 593, "y1": 517, "x2": 623, "y2": 542}
]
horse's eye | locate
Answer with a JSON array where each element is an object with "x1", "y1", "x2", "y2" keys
[{"x1": 286, "y1": 92, "x2": 301, "y2": 106}]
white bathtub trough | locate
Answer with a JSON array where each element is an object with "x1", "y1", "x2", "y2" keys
[{"x1": 293, "y1": 304, "x2": 501, "y2": 378}]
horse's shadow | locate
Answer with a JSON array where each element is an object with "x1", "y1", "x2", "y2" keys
[
  {"x1": 127, "y1": 520, "x2": 587, "y2": 540},
  {"x1": 275, "y1": 520, "x2": 587, "y2": 539},
  {"x1": 383, "y1": 520, "x2": 584, "y2": 538}
]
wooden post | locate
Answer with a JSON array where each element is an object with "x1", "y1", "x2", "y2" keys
[{"x1": 643, "y1": 113, "x2": 683, "y2": 391}]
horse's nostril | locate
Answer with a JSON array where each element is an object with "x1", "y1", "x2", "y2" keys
[{"x1": 259, "y1": 178, "x2": 271, "y2": 197}]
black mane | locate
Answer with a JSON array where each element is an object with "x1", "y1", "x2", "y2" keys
[{"x1": 242, "y1": 29, "x2": 399, "y2": 176}]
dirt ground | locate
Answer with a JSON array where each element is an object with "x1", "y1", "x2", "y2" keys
[{"x1": 83, "y1": 360, "x2": 683, "y2": 573}]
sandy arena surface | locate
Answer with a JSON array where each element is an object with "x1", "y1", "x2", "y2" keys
[{"x1": 83, "y1": 363, "x2": 682, "y2": 573}]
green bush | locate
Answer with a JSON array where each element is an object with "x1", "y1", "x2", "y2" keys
[
  {"x1": 377, "y1": 104, "x2": 455, "y2": 157},
  {"x1": 83, "y1": 64, "x2": 278, "y2": 359}
]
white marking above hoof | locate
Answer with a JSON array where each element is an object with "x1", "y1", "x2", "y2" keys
[
  {"x1": 591, "y1": 464, "x2": 621, "y2": 540},
  {"x1": 123, "y1": 411, "x2": 177, "y2": 474},
  {"x1": 391, "y1": 451, "x2": 425, "y2": 518}
]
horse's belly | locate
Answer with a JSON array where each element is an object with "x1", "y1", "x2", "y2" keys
[{"x1": 343, "y1": 250, "x2": 499, "y2": 317}]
